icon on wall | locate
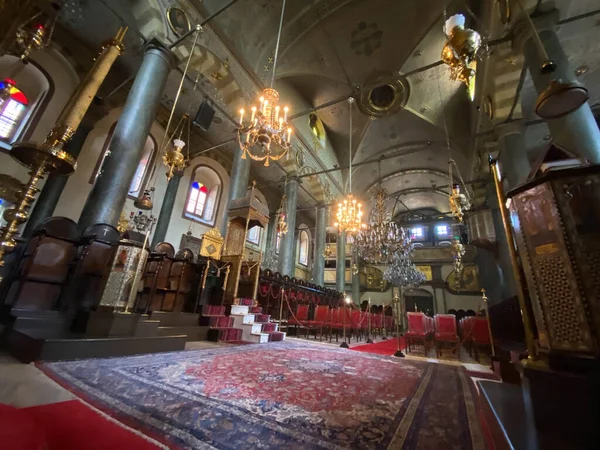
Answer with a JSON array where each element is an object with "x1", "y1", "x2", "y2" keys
[{"x1": 167, "y1": 7, "x2": 191, "y2": 37}]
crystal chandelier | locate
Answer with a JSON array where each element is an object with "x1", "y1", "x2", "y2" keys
[
  {"x1": 383, "y1": 256, "x2": 427, "y2": 288},
  {"x1": 334, "y1": 97, "x2": 365, "y2": 235},
  {"x1": 441, "y1": 14, "x2": 483, "y2": 89},
  {"x1": 355, "y1": 163, "x2": 413, "y2": 264},
  {"x1": 237, "y1": 0, "x2": 292, "y2": 167}
]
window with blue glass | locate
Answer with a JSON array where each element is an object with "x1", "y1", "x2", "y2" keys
[
  {"x1": 0, "y1": 79, "x2": 28, "y2": 142},
  {"x1": 184, "y1": 165, "x2": 221, "y2": 225}
]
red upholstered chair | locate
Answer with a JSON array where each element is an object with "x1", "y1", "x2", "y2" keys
[
  {"x1": 405, "y1": 312, "x2": 429, "y2": 354},
  {"x1": 434, "y1": 314, "x2": 459, "y2": 357},
  {"x1": 472, "y1": 317, "x2": 491, "y2": 362},
  {"x1": 349, "y1": 309, "x2": 362, "y2": 341},
  {"x1": 288, "y1": 304, "x2": 309, "y2": 337},
  {"x1": 306, "y1": 305, "x2": 330, "y2": 340},
  {"x1": 328, "y1": 307, "x2": 348, "y2": 342}
]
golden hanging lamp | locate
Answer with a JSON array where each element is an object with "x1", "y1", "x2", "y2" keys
[
  {"x1": 14, "y1": 5, "x2": 58, "y2": 61},
  {"x1": 441, "y1": 14, "x2": 482, "y2": 88}
]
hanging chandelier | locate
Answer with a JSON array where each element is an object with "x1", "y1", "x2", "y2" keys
[
  {"x1": 441, "y1": 13, "x2": 482, "y2": 89},
  {"x1": 383, "y1": 256, "x2": 427, "y2": 288},
  {"x1": 355, "y1": 186, "x2": 413, "y2": 264},
  {"x1": 334, "y1": 97, "x2": 365, "y2": 235},
  {"x1": 237, "y1": 0, "x2": 292, "y2": 167}
]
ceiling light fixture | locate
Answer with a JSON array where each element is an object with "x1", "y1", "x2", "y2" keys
[
  {"x1": 237, "y1": 0, "x2": 292, "y2": 167},
  {"x1": 334, "y1": 97, "x2": 365, "y2": 235},
  {"x1": 441, "y1": 14, "x2": 483, "y2": 90},
  {"x1": 14, "y1": 5, "x2": 58, "y2": 61},
  {"x1": 355, "y1": 161, "x2": 413, "y2": 264},
  {"x1": 512, "y1": 0, "x2": 589, "y2": 119}
]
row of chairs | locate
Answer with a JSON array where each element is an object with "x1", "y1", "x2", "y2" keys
[
  {"x1": 288, "y1": 304, "x2": 394, "y2": 342},
  {"x1": 405, "y1": 312, "x2": 492, "y2": 360}
]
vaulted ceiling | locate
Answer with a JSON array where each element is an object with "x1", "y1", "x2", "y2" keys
[{"x1": 49, "y1": 0, "x2": 600, "y2": 223}]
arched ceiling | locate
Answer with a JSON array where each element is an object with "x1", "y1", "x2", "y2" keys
[{"x1": 48, "y1": 0, "x2": 600, "y2": 222}]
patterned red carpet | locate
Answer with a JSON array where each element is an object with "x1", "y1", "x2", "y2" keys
[{"x1": 38, "y1": 340, "x2": 487, "y2": 449}]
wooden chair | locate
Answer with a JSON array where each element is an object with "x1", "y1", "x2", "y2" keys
[{"x1": 434, "y1": 314, "x2": 459, "y2": 358}]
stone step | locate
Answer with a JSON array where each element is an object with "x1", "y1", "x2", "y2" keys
[
  {"x1": 230, "y1": 314, "x2": 256, "y2": 327},
  {"x1": 157, "y1": 325, "x2": 209, "y2": 341},
  {"x1": 134, "y1": 320, "x2": 159, "y2": 337},
  {"x1": 266, "y1": 331, "x2": 286, "y2": 342},
  {"x1": 150, "y1": 311, "x2": 200, "y2": 327},
  {"x1": 249, "y1": 332, "x2": 269, "y2": 344},
  {"x1": 242, "y1": 322, "x2": 263, "y2": 334},
  {"x1": 230, "y1": 305, "x2": 249, "y2": 315}
]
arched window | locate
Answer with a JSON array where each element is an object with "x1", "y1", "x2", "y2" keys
[
  {"x1": 186, "y1": 181, "x2": 208, "y2": 216},
  {"x1": 0, "y1": 79, "x2": 29, "y2": 142},
  {"x1": 298, "y1": 229, "x2": 309, "y2": 266},
  {"x1": 91, "y1": 124, "x2": 156, "y2": 200},
  {"x1": 184, "y1": 165, "x2": 221, "y2": 225}
]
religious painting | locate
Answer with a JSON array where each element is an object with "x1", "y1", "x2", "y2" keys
[
  {"x1": 115, "y1": 248, "x2": 129, "y2": 271},
  {"x1": 446, "y1": 265, "x2": 479, "y2": 294},
  {"x1": 167, "y1": 6, "x2": 191, "y2": 37}
]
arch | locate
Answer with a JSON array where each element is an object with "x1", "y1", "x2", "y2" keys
[
  {"x1": 90, "y1": 122, "x2": 157, "y2": 201},
  {"x1": 183, "y1": 164, "x2": 223, "y2": 225},
  {"x1": 0, "y1": 56, "x2": 51, "y2": 147},
  {"x1": 297, "y1": 226, "x2": 311, "y2": 266}
]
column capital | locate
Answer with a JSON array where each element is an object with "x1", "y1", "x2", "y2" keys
[
  {"x1": 495, "y1": 121, "x2": 524, "y2": 141},
  {"x1": 512, "y1": 9, "x2": 559, "y2": 53},
  {"x1": 143, "y1": 38, "x2": 178, "y2": 68}
]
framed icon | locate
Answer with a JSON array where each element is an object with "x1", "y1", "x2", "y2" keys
[{"x1": 167, "y1": 6, "x2": 191, "y2": 37}]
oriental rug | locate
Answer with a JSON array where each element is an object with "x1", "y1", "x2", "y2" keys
[
  {"x1": 351, "y1": 338, "x2": 406, "y2": 356},
  {"x1": 38, "y1": 340, "x2": 487, "y2": 450}
]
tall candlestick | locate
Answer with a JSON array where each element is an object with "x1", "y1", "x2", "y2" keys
[
  {"x1": 287, "y1": 127, "x2": 292, "y2": 142},
  {"x1": 250, "y1": 106, "x2": 256, "y2": 122},
  {"x1": 275, "y1": 105, "x2": 280, "y2": 122},
  {"x1": 283, "y1": 106, "x2": 288, "y2": 122},
  {"x1": 239, "y1": 108, "x2": 244, "y2": 125}
]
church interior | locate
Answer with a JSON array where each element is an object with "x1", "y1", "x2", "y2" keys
[{"x1": 0, "y1": 0, "x2": 599, "y2": 448}]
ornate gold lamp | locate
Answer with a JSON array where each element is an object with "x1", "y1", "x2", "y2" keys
[
  {"x1": 237, "y1": 0, "x2": 292, "y2": 167},
  {"x1": 162, "y1": 114, "x2": 190, "y2": 181},
  {"x1": 276, "y1": 194, "x2": 288, "y2": 235},
  {"x1": 14, "y1": 6, "x2": 58, "y2": 61},
  {"x1": 448, "y1": 159, "x2": 471, "y2": 222},
  {"x1": 441, "y1": 14, "x2": 482, "y2": 88},
  {"x1": 334, "y1": 98, "x2": 365, "y2": 235},
  {"x1": 0, "y1": 27, "x2": 127, "y2": 279}
]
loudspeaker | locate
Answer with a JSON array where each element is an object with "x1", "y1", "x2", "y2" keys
[{"x1": 193, "y1": 100, "x2": 215, "y2": 131}]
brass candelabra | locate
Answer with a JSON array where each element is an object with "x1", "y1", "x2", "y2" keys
[{"x1": 0, "y1": 27, "x2": 127, "y2": 281}]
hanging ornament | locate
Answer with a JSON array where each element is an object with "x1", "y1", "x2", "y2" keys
[
  {"x1": 134, "y1": 187, "x2": 154, "y2": 211},
  {"x1": 452, "y1": 236, "x2": 466, "y2": 275},
  {"x1": 448, "y1": 159, "x2": 472, "y2": 223},
  {"x1": 14, "y1": 6, "x2": 58, "y2": 61},
  {"x1": 237, "y1": 0, "x2": 292, "y2": 167},
  {"x1": 441, "y1": 14, "x2": 482, "y2": 89},
  {"x1": 323, "y1": 243, "x2": 333, "y2": 258},
  {"x1": 276, "y1": 194, "x2": 288, "y2": 235}
]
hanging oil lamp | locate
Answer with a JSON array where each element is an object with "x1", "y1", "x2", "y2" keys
[
  {"x1": 134, "y1": 187, "x2": 154, "y2": 211},
  {"x1": 14, "y1": 6, "x2": 58, "y2": 61},
  {"x1": 276, "y1": 194, "x2": 288, "y2": 235}
]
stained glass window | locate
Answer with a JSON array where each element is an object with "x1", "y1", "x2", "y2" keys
[
  {"x1": 186, "y1": 181, "x2": 209, "y2": 217},
  {"x1": 0, "y1": 79, "x2": 28, "y2": 142}
]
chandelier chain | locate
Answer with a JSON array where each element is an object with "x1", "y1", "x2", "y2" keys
[{"x1": 270, "y1": 0, "x2": 286, "y2": 89}]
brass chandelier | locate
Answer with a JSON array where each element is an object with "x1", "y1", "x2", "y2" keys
[
  {"x1": 448, "y1": 159, "x2": 471, "y2": 222},
  {"x1": 334, "y1": 97, "x2": 365, "y2": 235},
  {"x1": 237, "y1": 0, "x2": 292, "y2": 167}
]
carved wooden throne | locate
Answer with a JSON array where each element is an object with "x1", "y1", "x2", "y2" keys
[{"x1": 221, "y1": 187, "x2": 268, "y2": 304}]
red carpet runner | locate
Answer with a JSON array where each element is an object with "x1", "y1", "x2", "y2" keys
[
  {"x1": 1, "y1": 400, "x2": 163, "y2": 450},
  {"x1": 351, "y1": 337, "x2": 406, "y2": 356}
]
